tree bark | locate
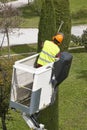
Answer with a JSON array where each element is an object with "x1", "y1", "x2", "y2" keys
[{"x1": 5, "y1": 28, "x2": 10, "y2": 59}]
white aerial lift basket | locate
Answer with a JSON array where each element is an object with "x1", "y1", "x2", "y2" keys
[
  {"x1": 10, "y1": 52, "x2": 73, "y2": 130},
  {"x1": 10, "y1": 53, "x2": 54, "y2": 115}
]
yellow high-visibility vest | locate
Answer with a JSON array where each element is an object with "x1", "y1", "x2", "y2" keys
[{"x1": 37, "y1": 40, "x2": 60, "y2": 66}]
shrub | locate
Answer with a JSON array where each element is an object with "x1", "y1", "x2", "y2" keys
[
  {"x1": 71, "y1": 9, "x2": 87, "y2": 20},
  {"x1": 71, "y1": 34, "x2": 82, "y2": 46},
  {"x1": 81, "y1": 28, "x2": 87, "y2": 50}
]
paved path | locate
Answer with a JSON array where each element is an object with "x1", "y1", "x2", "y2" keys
[
  {"x1": 0, "y1": 28, "x2": 38, "y2": 46},
  {"x1": 0, "y1": 0, "x2": 33, "y2": 8},
  {"x1": 1, "y1": 25, "x2": 87, "y2": 47},
  {"x1": 71, "y1": 25, "x2": 87, "y2": 36}
]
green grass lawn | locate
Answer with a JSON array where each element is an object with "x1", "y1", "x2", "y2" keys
[
  {"x1": 5, "y1": 110, "x2": 30, "y2": 130},
  {"x1": 59, "y1": 48, "x2": 87, "y2": 130},
  {"x1": 70, "y1": 0, "x2": 87, "y2": 13},
  {"x1": 72, "y1": 18, "x2": 87, "y2": 25},
  {"x1": 0, "y1": 44, "x2": 37, "y2": 56},
  {"x1": 19, "y1": 5, "x2": 40, "y2": 28}
]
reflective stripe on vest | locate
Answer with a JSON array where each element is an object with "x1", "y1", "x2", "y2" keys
[
  {"x1": 42, "y1": 50, "x2": 55, "y2": 58},
  {"x1": 39, "y1": 57, "x2": 51, "y2": 64}
]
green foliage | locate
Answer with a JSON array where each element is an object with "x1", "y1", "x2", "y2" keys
[
  {"x1": 71, "y1": 34, "x2": 82, "y2": 45},
  {"x1": 54, "y1": 0, "x2": 71, "y2": 51},
  {"x1": 0, "y1": 62, "x2": 11, "y2": 107},
  {"x1": 71, "y1": 29, "x2": 87, "y2": 50},
  {"x1": 38, "y1": 0, "x2": 56, "y2": 52},
  {"x1": 82, "y1": 28, "x2": 87, "y2": 50},
  {"x1": 82, "y1": 29, "x2": 87, "y2": 44},
  {"x1": 0, "y1": 58, "x2": 13, "y2": 130},
  {"x1": 0, "y1": 55, "x2": 33, "y2": 130}
]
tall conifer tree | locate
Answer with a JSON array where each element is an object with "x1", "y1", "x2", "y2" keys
[
  {"x1": 38, "y1": 0, "x2": 56, "y2": 52},
  {"x1": 37, "y1": 1, "x2": 58, "y2": 130}
]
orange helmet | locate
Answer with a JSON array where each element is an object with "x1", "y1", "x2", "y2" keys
[{"x1": 52, "y1": 33, "x2": 64, "y2": 45}]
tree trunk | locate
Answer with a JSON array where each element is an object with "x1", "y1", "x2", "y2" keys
[
  {"x1": 38, "y1": 91, "x2": 59, "y2": 130},
  {"x1": 5, "y1": 28, "x2": 10, "y2": 59},
  {"x1": 28, "y1": 0, "x2": 29, "y2": 5},
  {"x1": 85, "y1": 44, "x2": 87, "y2": 50},
  {"x1": 0, "y1": 33, "x2": 5, "y2": 55},
  {"x1": 1, "y1": 113, "x2": 7, "y2": 130}
]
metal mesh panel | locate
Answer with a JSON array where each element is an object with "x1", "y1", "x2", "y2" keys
[{"x1": 14, "y1": 69, "x2": 33, "y2": 107}]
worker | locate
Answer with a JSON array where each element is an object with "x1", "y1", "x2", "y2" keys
[{"x1": 36, "y1": 33, "x2": 64, "y2": 68}]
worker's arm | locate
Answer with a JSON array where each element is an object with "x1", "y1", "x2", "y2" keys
[{"x1": 55, "y1": 52, "x2": 61, "y2": 58}]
